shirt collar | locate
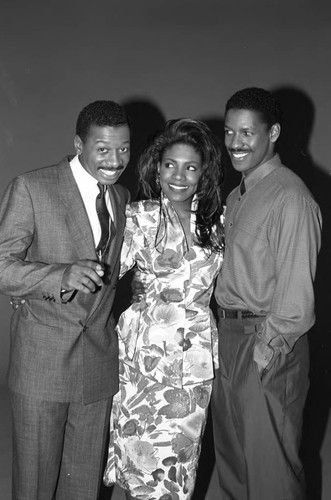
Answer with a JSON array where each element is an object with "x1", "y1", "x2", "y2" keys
[
  {"x1": 242, "y1": 154, "x2": 281, "y2": 192},
  {"x1": 70, "y1": 155, "x2": 99, "y2": 197}
]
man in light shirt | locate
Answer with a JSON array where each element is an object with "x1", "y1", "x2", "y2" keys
[
  {"x1": 211, "y1": 87, "x2": 322, "y2": 500},
  {"x1": 0, "y1": 100, "x2": 130, "y2": 500}
]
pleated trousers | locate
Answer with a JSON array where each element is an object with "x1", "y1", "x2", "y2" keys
[{"x1": 211, "y1": 316, "x2": 309, "y2": 500}]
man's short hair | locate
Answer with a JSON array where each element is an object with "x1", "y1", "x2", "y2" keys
[
  {"x1": 225, "y1": 87, "x2": 282, "y2": 129},
  {"x1": 76, "y1": 100, "x2": 129, "y2": 142}
]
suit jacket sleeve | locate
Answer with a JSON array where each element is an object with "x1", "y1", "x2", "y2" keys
[{"x1": 0, "y1": 176, "x2": 67, "y2": 301}]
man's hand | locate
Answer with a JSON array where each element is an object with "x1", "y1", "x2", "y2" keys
[
  {"x1": 131, "y1": 270, "x2": 147, "y2": 302},
  {"x1": 62, "y1": 260, "x2": 105, "y2": 294},
  {"x1": 253, "y1": 338, "x2": 274, "y2": 374},
  {"x1": 253, "y1": 337, "x2": 281, "y2": 375}
]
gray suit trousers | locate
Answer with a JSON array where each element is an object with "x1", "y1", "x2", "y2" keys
[{"x1": 10, "y1": 391, "x2": 112, "y2": 500}]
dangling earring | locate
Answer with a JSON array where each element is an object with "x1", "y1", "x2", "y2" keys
[{"x1": 156, "y1": 174, "x2": 160, "y2": 186}]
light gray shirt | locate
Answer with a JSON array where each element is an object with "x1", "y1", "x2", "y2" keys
[{"x1": 214, "y1": 154, "x2": 322, "y2": 364}]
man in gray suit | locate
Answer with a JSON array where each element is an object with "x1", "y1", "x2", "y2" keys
[{"x1": 0, "y1": 100, "x2": 131, "y2": 500}]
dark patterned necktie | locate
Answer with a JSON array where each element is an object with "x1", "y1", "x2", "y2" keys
[
  {"x1": 95, "y1": 182, "x2": 110, "y2": 261},
  {"x1": 240, "y1": 178, "x2": 246, "y2": 196}
]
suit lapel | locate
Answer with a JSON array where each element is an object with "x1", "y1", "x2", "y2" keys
[
  {"x1": 105, "y1": 184, "x2": 126, "y2": 265},
  {"x1": 58, "y1": 158, "x2": 96, "y2": 260}
]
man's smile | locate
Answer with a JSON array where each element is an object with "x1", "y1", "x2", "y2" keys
[
  {"x1": 98, "y1": 167, "x2": 124, "y2": 177},
  {"x1": 229, "y1": 150, "x2": 250, "y2": 160}
]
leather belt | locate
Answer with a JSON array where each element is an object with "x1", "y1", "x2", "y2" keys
[{"x1": 218, "y1": 308, "x2": 265, "y2": 319}]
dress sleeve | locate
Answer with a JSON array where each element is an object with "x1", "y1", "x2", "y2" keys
[{"x1": 119, "y1": 203, "x2": 140, "y2": 279}]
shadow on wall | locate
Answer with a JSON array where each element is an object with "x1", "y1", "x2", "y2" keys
[
  {"x1": 120, "y1": 98, "x2": 166, "y2": 201},
  {"x1": 273, "y1": 85, "x2": 331, "y2": 500}
]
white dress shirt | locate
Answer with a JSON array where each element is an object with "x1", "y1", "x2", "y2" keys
[{"x1": 70, "y1": 155, "x2": 113, "y2": 247}]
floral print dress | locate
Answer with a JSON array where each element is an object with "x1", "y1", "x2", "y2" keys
[{"x1": 104, "y1": 194, "x2": 223, "y2": 499}]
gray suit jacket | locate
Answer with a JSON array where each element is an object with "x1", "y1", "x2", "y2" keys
[{"x1": 0, "y1": 157, "x2": 129, "y2": 404}]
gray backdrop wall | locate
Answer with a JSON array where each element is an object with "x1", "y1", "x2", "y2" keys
[{"x1": 0, "y1": 0, "x2": 330, "y2": 383}]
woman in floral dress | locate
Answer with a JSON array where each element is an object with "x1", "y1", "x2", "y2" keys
[{"x1": 104, "y1": 118, "x2": 224, "y2": 500}]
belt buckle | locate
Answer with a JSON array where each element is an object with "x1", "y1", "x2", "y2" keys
[{"x1": 219, "y1": 308, "x2": 237, "y2": 319}]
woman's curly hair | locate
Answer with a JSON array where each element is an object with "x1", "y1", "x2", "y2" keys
[{"x1": 138, "y1": 118, "x2": 225, "y2": 252}]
